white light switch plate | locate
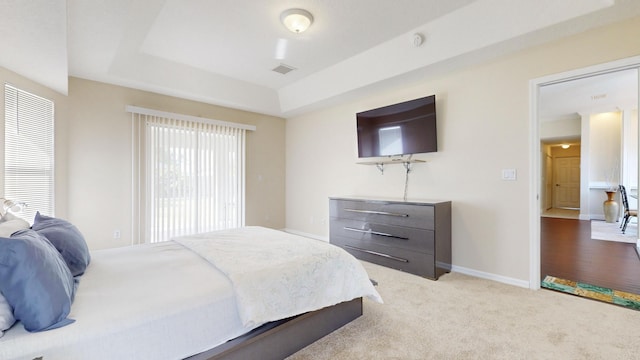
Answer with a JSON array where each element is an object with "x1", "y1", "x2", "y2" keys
[{"x1": 502, "y1": 169, "x2": 517, "y2": 181}]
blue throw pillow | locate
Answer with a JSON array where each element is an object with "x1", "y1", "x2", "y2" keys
[
  {"x1": 32, "y1": 212, "x2": 91, "y2": 277},
  {"x1": 0, "y1": 229, "x2": 76, "y2": 332}
]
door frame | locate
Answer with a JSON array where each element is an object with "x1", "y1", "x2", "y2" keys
[{"x1": 529, "y1": 55, "x2": 640, "y2": 290}]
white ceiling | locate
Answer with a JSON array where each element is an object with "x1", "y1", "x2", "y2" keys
[
  {"x1": 539, "y1": 68, "x2": 639, "y2": 123},
  {"x1": 2, "y1": 0, "x2": 640, "y2": 118}
]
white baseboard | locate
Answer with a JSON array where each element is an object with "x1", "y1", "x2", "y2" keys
[
  {"x1": 451, "y1": 264, "x2": 530, "y2": 289},
  {"x1": 282, "y1": 228, "x2": 531, "y2": 289}
]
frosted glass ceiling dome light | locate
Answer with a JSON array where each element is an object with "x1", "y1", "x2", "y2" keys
[{"x1": 281, "y1": 9, "x2": 313, "y2": 33}]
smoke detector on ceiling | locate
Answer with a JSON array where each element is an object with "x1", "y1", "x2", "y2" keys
[{"x1": 412, "y1": 33, "x2": 425, "y2": 47}]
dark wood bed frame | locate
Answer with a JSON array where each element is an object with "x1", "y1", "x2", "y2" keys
[{"x1": 186, "y1": 298, "x2": 363, "y2": 360}]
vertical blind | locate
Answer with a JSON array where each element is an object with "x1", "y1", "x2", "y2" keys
[
  {"x1": 4, "y1": 84, "x2": 55, "y2": 223},
  {"x1": 130, "y1": 106, "x2": 253, "y2": 243}
]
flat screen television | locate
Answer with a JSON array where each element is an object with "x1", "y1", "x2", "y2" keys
[{"x1": 356, "y1": 95, "x2": 437, "y2": 158}]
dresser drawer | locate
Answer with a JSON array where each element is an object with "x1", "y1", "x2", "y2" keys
[
  {"x1": 330, "y1": 199, "x2": 434, "y2": 230},
  {"x1": 332, "y1": 239, "x2": 436, "y2": 279},
  {"x1": 330, "y1": 218, "x2": 434, "y2": 254}
]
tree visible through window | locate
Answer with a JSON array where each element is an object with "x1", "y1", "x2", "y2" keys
[{"x1": 130, "y1": 107, "x2": 253, "y2": 243}]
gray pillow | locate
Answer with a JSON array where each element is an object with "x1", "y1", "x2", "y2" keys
[
  {"x1": 32, "y1": 212, "x2": 91, "y2": 277},
  {"x1": 0, "y1": 229, "x2": 76, "y2": 332}
]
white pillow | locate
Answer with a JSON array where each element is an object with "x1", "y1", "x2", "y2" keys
[
  {"x1": 0, "y1": 212, "x2": 30, "y2": 238},
  {"x1": 0, "y1": 293, "x2": 16, "y2": 337}
]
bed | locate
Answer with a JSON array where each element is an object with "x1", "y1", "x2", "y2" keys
[{"x1": 0, "y1": 224, "x2": 382, "y2": 360}]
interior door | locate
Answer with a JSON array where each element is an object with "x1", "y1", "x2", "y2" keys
[
  {"x1": 544, "y1": 153, "x2": 553, "y2": 210},
  {"x1": 553, "y1": 157, "x2": 580, "y2": 209}
]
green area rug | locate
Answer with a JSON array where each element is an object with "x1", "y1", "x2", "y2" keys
[{"x1": 542, "y1": 275, "x2": 640, "y2": 310}]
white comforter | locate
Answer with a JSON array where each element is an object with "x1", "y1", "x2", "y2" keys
[{"x1": 174, "y1": 226, "x2": 383, "y2": 327}]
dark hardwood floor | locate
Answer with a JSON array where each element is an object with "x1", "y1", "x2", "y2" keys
[{"x1": 541, "y1": 217, "x2": 640, "y2": 294}]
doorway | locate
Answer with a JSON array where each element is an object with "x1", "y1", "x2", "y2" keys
[
  {"x1": 541, "y1": 145, "x2": 581, "y2": 219},
  {"x1": 529, "y1": 56, "x2": 640, "y2": 290}
]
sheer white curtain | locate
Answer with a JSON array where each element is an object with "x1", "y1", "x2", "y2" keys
[{"x1": 129, "y1": 106, "x2": 254, "y2": 243}]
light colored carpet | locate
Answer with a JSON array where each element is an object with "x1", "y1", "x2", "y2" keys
[
  {"x1": 288, "y1": 262, "x2": 640, "y2": 360},
  {"x1": 591, "y1": 220, "x2": 638, "y2": 243}
]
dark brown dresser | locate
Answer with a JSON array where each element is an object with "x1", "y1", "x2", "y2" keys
[{"x1": 329, "y1": 197, "x2": 451, "y2": 280}]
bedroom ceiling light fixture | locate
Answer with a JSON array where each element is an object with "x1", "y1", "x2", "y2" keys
[
  {"x1": 561, "y1": 144, "x2": 570, "y2": 149},
  {"x1": 280, "y1": 9, "x2": 313, "y2": 33}
]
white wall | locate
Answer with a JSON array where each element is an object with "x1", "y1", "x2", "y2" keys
[
  {"x1": 622, "y1": 109, "x2": 639, "y2": 211},
  {"x1": 587, "y1": 112, "x2": 622, "y2": 219},
  {"x1": 285, "y1": 16, "x2": 640, "y2": 285},
  {"x1": 622, "y1": 109, "x2": 639, "y2": 188},
  {"x1": 540, "y1": 117, "x2": 581, "y2": 140},
  {"x1": 589, "y1": 112, "x2": 622, "y2": 188}
]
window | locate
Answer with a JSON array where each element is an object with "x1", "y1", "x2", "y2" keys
[
  {"x1": 4, "y1": 84, "x2": 55, "y2": 223},
  {"x1": 130, "y1": 106, "x2": 255, "y2": 243}
]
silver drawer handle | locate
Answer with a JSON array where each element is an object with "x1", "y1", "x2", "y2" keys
[
  {"x1": 343, "y1": 245, "x2": 409, "y2": 263},
  {"x1": 343, "y1": 227, "x2": 409, "y2": 240},
  {"x1": 343, "y1": 208, "x2": 409, "y2": 217}
]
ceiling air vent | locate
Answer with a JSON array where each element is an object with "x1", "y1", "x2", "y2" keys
[{"x1": 272, "y1": 63, "x2": 296, "y2": 75}]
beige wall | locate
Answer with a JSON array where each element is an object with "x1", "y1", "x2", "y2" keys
[
  {"x1": 0, "y1": 73, "x2": 286, "y2": 250},
  {"x1": 67, "y1": 78, "x2": 286, "y2": 250},
  {"x1": 285, "y1": 16, "x2": 640, "y2": 284}
]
